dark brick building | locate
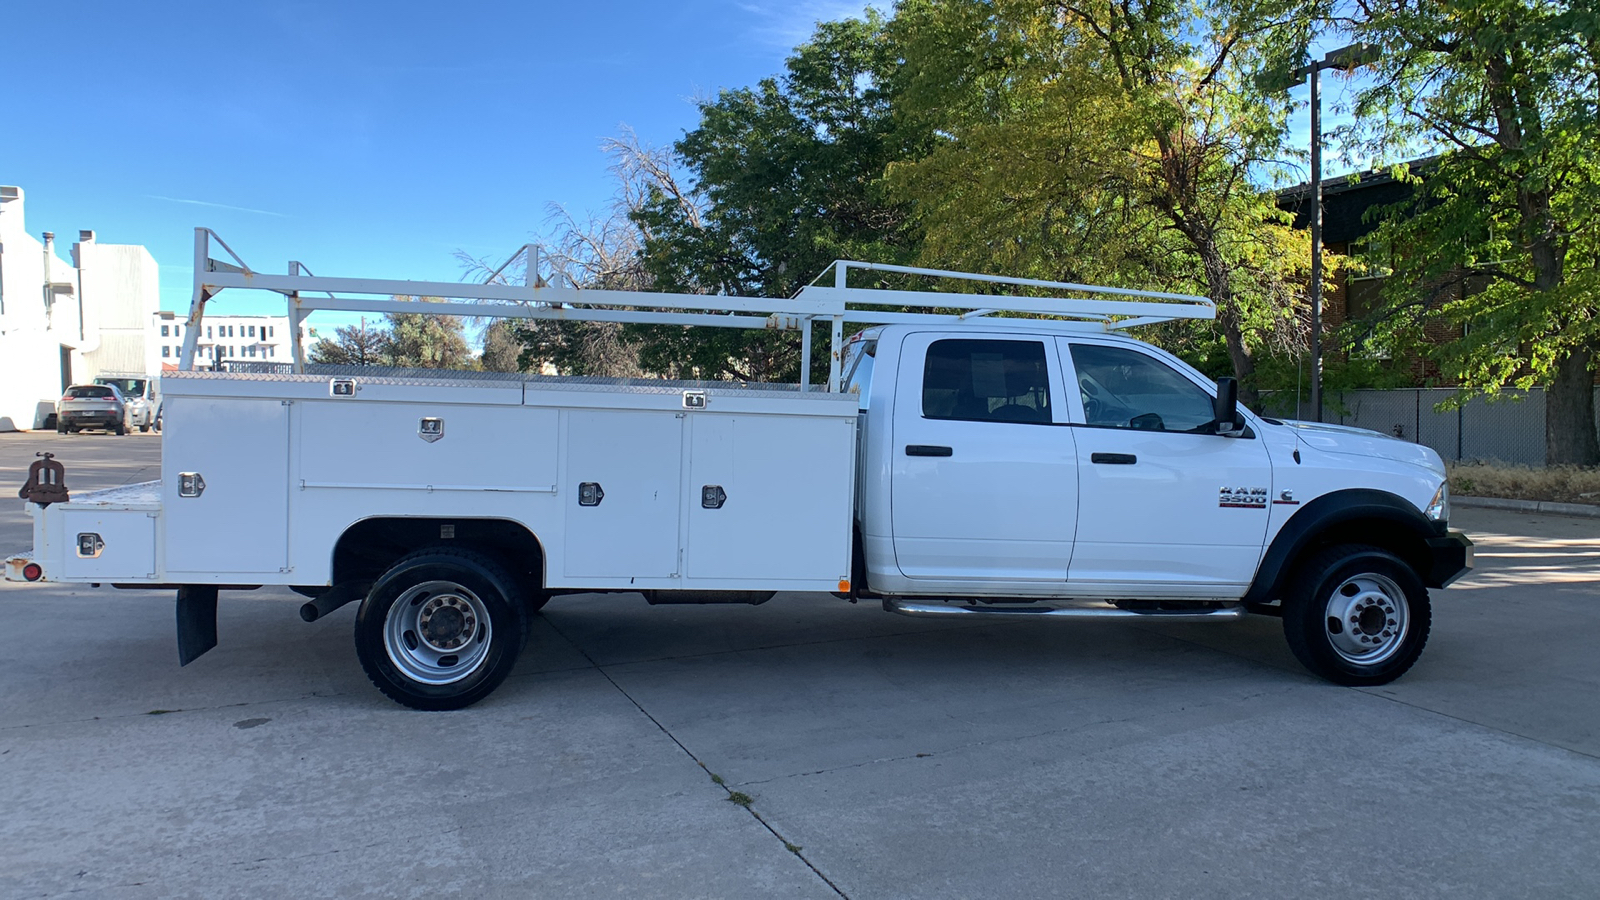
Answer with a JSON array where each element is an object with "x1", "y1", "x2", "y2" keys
[{"x1": 1276, "y1": 161, "x2": 1467, "y2": 385}]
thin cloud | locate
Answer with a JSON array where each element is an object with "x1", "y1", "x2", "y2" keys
[
  {"x1": 736, "y1": 0, "x2": 887, "y2": 49},
  {"x1": 146, "y1": 195, "x2": 286, "y2": 218}
]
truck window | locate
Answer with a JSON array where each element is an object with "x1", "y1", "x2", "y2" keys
[
  {"x1": 1068, "y1": 343, "x2": 1215, "y2": 432},
  {"x1": 843, "y1": 339, "x2": 877, "y2": 409},
  {"x1": 922, "y1": 339, "x2": 1051, "y2": 425}
]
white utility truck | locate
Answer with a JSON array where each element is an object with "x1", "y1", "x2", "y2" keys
[{"x1": 8, "y1": 229, "x2": 1473, "y2": 709}]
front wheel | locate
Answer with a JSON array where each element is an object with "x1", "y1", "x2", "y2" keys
[
  {"x1": 1283, "y1": 544, "x2": 1431, "y2": 686},
  {"x1": 354, "y1": 549, "x2": 526, "y2": 710}
]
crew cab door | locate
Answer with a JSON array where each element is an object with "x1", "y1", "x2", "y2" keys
[
  {"x1": 1059, "y1": 338, "x2": 1270, "y2": 592},
  {"x1": 890, "y1": 334, "x2": 1078, "y2": 582}
]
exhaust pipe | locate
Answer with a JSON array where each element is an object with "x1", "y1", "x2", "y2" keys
[{"x1": 299, "y1": 581, "x2": 371, "y2": 623}]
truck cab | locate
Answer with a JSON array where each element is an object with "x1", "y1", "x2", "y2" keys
[{"x1": 842, "y1": 325, "x2": 1470, "y2": 685}]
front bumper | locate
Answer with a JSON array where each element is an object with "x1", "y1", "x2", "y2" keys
[{"x1": 1424, "y1": 530, "x2": 1474, "y2": 588}]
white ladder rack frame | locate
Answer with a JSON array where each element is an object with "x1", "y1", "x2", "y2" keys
[{"x1": 177, "y1": 228, "x2": 1215, "y2": 392}]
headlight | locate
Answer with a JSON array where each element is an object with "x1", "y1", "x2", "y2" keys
[{"x1": 1425, "y1": 482, "x2": 1449, "y2": 522}]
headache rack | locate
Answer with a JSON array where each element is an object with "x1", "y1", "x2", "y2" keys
[{"x1": 177, "y1": 228, "x2": 1214, "y2": 392}]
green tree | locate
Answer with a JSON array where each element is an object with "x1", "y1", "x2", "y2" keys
[
  {"x1": 308, "y1": 319, "x2": 389, "y2": 366},
  {"x1": 479, "y1": 319, "x2": 525, "y2": 373},
  {"x1": 384, "y1": 298, "x2": 475, "y2": 369},
  {"x1": 887, "y1": 0, "x2": 1319, "y2": 405},
  {"x1": 628, "y1": 12, "x2": 926, "y2": 382},
  {"x1": 1342, "y1": 0, "x2": 1600, "y2": 464}
]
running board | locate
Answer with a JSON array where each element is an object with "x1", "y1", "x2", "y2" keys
[{"x1": 883, "y1": 599, "x2": 1247, "y2": 621}]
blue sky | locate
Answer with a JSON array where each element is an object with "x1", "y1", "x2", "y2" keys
[
  {"x1": 2, "y1": 0, "x2": 880, "y2": 326},
  {"x1": 3, "y1": 1, "x2": 1363, "y2": 337}
]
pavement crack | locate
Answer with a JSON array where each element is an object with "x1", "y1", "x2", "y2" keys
[
  {"x1": 542, "y1": 616, "x2": 850, "y2": 899},
  {"x1": 1353, "y1": 688, "x2": 1600, "y2": 763},
  {"x1": 1138, "y1": 622, "x2": 1600, "y2": 764}
]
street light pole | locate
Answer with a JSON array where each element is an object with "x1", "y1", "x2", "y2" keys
[
  {"x1": 1291, "y1": 42, "x2": 1380, "y2": 423},
  {"x1": 1309, "y1": 64, "x2": 1323, "y2": 421}
]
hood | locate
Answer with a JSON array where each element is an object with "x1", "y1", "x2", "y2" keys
[{"x1": 1275, "y1": 419, "x2": 1445, "y2": 477}]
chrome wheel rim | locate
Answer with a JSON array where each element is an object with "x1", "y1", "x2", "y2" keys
[
  {"x1": 1323, "y1": 572, "x2": 1409, "y2": 665},
  {"x1": 383, "y1": 580, "x2": 493, "y2": 685}
]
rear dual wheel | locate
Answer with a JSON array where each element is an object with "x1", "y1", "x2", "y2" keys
[
  {"x1": 354, "y1": 549, "x2": 527, "y2": 710},
  {"x1": 1283, "y1": 544, "x2": 1431, "y2": 686}
]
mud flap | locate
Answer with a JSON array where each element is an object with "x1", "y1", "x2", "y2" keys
[{"x1": 176, "y1": 585, "x2": 219, "y2": 666}]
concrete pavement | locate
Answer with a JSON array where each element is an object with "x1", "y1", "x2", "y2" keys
[{"x1": 2, "y1": 431, "x2": 1598, "y2": 898}]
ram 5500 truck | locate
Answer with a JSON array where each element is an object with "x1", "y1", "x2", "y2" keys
[{"x1": 7, "y1": 231, "x2": 1473, "y2": 709}]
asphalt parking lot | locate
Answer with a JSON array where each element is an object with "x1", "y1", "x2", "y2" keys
[{"x1": 3, "y1": 431, "x2": 1599, "y2": 899}]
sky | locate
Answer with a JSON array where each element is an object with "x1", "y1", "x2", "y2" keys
[
  {"x1": 1, "y1": 0, "x2": 881, "y2": 329},
  {"x1": 2, "y1": 1, "x2": 1365, "y2": 338}
]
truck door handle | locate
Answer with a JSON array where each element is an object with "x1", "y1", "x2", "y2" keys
[
  {"x1": 906, "y1": 444, "x2": 953, "y2": 457},
  {"x1": 1091, "y1": 452, "x2": 1137, "y2": 465}
]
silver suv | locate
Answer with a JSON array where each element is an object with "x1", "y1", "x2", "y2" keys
[{"x1": 56, "y1": 384, "x2": 130, "y2": 435}]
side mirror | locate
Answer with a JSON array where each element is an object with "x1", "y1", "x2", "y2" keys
[{"x1": 1214, "y1": 377, "x2": 1241, "y2": 435}]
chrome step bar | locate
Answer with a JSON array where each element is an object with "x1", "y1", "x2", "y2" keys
[{"x1": 883, "y1": 598, "x2": 1247, "y2": 621}]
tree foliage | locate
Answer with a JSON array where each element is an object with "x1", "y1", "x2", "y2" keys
[
  {"x1": 887, "y1": 0, "x2": 1319, "y2": 404},
  {"x1": 308, "y1": 319, "x2": 388, "y2": 366},
  {"x1": 1340, "y1": 0, "x2": 1600, "y2": 463},
  {"x1": 628, "y1": 13, "x2": 926, "y2": 382},
  {"x1": 306, "y1": 301, "x2": 474, "y2": 370}
]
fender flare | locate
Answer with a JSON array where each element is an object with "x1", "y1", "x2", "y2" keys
[{"x1": 1245, "y1": 488, "x2": 1441, "y2": 605}]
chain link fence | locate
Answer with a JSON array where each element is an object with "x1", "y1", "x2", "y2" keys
[{"x1": 1261, "y1": 387, "x2": 1600, "y2": 466}]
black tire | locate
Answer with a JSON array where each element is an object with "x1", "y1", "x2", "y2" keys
[
  {"x1": 139, "y1": 422, "x2": 151, "y2": 433},
  {"x1": 354, "y1": 549, "x2": 527, "y2": 710},
  {"x1": 1283, "y1": 544, "x2": 1431, "y2": 686},
  {"x1": 114, "y1": 421, "x2": 127, "y2": 435},
  {"x1": 56, "y1": 422, "x2": 67, "y2": 434}
]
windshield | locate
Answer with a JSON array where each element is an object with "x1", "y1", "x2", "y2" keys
[
  {"x1": 95, "y1": 378, "x2": 147, "y2": 397},
  {"x1": 67, "y1": 386, "x2": 116, "y2": 399}
]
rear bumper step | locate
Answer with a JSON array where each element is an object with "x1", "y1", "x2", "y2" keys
[{"x1": 883, "y1": 598, "x2": 1247, "y2": 621}]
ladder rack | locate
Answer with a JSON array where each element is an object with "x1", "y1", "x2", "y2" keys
[{"x1": 178, "y1": 228, "x2": 1214, "y2": 392}]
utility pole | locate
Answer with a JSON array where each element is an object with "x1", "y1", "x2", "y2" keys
[{"x1": 1291, "y1": 43, "x2": 1381, "y2": 422}]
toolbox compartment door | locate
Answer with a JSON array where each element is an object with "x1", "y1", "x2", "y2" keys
[
  {"x1": 163, "y1": 397, "x2": 290, "y2": 576},
  {"x1": 562, "y1": 409, "x2": 682, "y2": 580},
  {"x1": 57, "y1": 508, "x2": 157, "y2": 581}
]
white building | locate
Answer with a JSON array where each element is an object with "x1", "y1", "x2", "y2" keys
[
  {"x1": 0, "y1": 186, "x2": 159, "y2": 431},
  {"x1": 150, "y1": 311, "x2": 308, "y2": 367}
]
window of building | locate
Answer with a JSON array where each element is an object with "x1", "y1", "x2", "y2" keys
[
  {"x1": 248, "y1": 325, "x2": 256, "y2": 338},
  {"x1": 175, "y1": 324, "x2": 181, "y2": 337},
  {"x1": 161, "y1": 325, "x2": 169, "y2": 337},
  {"x1": 162, "y1": 346, "x2": 170, "y2": 358},
  {"x1": 267, "y1": 325, "x2": 274, "y2": 338},
  {"x1": 1068, "y1": 343, "x2": 1216, "y2": 433},
  {"x1": 921, "y1": 339, "x2": 1052, "y2": 425},
  {"x1": 206, "y1": 326, "x2": 213, "y2": 338}
]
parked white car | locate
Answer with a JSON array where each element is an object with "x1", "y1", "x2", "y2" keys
[{"x1": 93, "y1": 375, "x2": 160, "y2": 432}]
